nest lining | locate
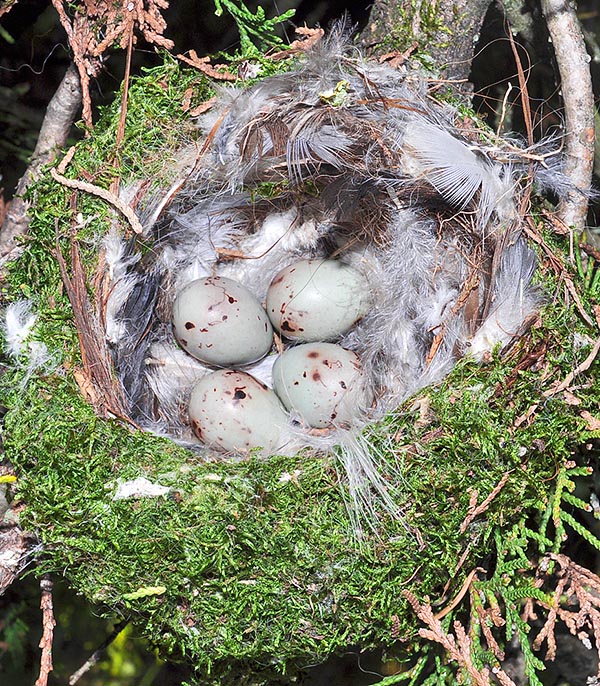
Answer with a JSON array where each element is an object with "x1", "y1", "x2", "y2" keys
[{"x1": 98, "y1": 34, "x2": 549, "y2": 497}]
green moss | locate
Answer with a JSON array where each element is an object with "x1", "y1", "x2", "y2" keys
[
  {"x1": 1, "y1": 59, "x2": 599, "y2": 685},
  {"x1": 372, "y1": 3, "x2": 454, "y2": 66}
]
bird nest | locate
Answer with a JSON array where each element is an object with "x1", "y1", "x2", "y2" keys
[
  {"x1": 3, "y1": 32, "x2": 600, "y2": 684},
  {"x1": 57, "y1": 34, "x2": 546, "y2": 506}
]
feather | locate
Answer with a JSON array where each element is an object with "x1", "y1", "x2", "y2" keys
[
  {"x1": 3, "y1": 300, "x2": 38, "y2": 359},
  {"x1": 2, "y1": 300, "x2": 58, "y2": 384},
  {"x1": 467, "y1": 239, "x2": 540, "y2": 360},
  {"x1": 402, "y1": 119, "x2": 516, "y2": 231}
]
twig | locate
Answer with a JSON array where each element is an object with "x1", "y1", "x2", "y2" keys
[
  {"x1": 434, "y1": 567, "x2": 483, "y2": 620},
  {"x1": 524, "y1": 218, "x2": 595, "y2": 327},
  {"x1": 34, "y1": 575, "x2": 55, "y2": 686},
  {"x1": 177, "y1": 51, "x2": 237, "y2": 81},
  {"x1": 543, "y1": 333, "x2": 600, "y2": 398},
  {"x1": 50, "y1": 150, "x2": 144, "y2": 235},
  {"x1": 506, "y1": 29, "x2": 533, "y2": 148},
  {"x1": 109, "y1": 18, "x2": 135, "y2": 196},
  {"x1": 404, "y1": 590, "x2": 496, "y2": 686},
  {"x1": 51, "y1": 0, "x2": 173, "y2": 128},
  {"x1": 0, "y1": 63, "x2": 81, "y2": 258},
  {"x1": 68, "y1": 619, "x2": 128, "y2": 685},
  {"x1": 54, "y1": 223, "x2": 130, "y2": 419},
  {"x1": 540, "y1": 0, "x2": 595, "y2": 230},
  {"x1": 460, "y1": 473, "x2": 511, "y2": 534}
]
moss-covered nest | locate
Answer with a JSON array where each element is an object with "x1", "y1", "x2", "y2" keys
[{"x1": 2, "y1": 57, "x2": 600, "y2": 684}]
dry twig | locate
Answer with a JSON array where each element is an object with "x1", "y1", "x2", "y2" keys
[
  {"x1": 50, "y1": 0, "x2": 173, "y2": 128},
  {"x1": 543, "y1": 305, "x2": 600, "y2": 398},
  {"x1": 460, "y1": 473, "x2": 511, "y2": 534},
  {"x1": 404, "y1": 590, "x2": 516, "y2": 686},
  {"x1": 533, "y1": 554, "x2": 600, "y2": 678},
  {"x1": 34, "y1": 575, "x2": 55, "y2": 686},
  {"x1": 50, "y1": 146, "x2": 144, "y2": 235},
  {"x1": 177, "y1": 51, "x2": 237, "y2": 81},
  {"x1": 269, "y1": 26, "x2": 325, "y2": 60},
  {"x1": 434, "y1": 567, "x2": 483, "y2": 620},
  {"x1": 68, "y1": 619, "x2": 128, "y2": 685},
  {"x1": 524, "y1": 218, "x2": 595, "y2": 327},
  {"x1": 54, "y1": 223, "x2": 129, "y2": 419}
]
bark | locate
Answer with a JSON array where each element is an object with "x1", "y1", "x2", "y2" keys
[
  {"x1": 540, "y1": 0, "x2": 595, "y2": 231},
  {"x1": 0, "y1": 520, "x2": 36, "y2": 595},
  {"x1": 359, "y1": 0, "x2": 493, "y2": 83},
  {"x1": 0, "y1": 63, "x2": 82, "y2": 259}
]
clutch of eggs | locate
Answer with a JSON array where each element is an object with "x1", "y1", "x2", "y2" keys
[{"x1": 172, "y1": 259, "x2": 371, "y2": 452}]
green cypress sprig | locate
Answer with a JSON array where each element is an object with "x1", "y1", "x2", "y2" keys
[{"x1": 212, "y1": 0, "x2": 295, "y2": 56}]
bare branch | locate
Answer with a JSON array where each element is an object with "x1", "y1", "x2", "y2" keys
[
  {"x1": 0, "y1": 63, "x2": 82, "y2": 259},
  {"x1": 50, "y1": 0, "x2": 173, "y2": 128},
  {"x1": 68, "y1": 619, "x2": 128, "y2": 685},
  {"x1": 541, "y1": 0, "x2": 595, "y2": 230}
]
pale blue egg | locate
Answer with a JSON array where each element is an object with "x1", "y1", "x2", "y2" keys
[
  {"x1": 266, "y1": 259, "x2": 370, "y2": 341},
  {"x1": 272, "y1": 343, "x2": 365, "y2": 428},
  {"x1": 189, "y1": 370, "x2": 288, "y2": 453},
  {"x1": 173, "y1": 276, "x2": 273, "y2": 366}
]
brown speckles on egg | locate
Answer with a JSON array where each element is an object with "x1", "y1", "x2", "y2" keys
[
  {"x1": 185, "y1": 321, "x2": 195, "y2": 330},
  {"x1": 265, "y1": 259, "x2": 369, "y2": 342},
  {"x1": 188, "y1": 370, "x2": 287, "y2": 453},
  {"x1": 272, "y1": 342, "x2": 364, "y2": 429},
  {"x1": 180, "y1": 338, "x2": 188, "y2": 347},
  {"x1": 281, "y1": 320, "x2": 295, "y2": 332}
]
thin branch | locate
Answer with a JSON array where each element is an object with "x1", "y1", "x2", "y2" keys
[
  {"x1": 460, "y1": 473, "x2": 511, "y2": 534},
  {"x1": 543, "y1": 331, "x2": 600, "y2": 397},
  {"x1": 34, "y1": 575, "x2": 56, "y2": 686},
  {"x1": 541, "y1": 0, "x2": 595, "y2": 230},
  {"x1": 434, "y1": 567, "x2": 483, "y2": 620},
  {"x1": 54, "y1": 223, "x2": 130, "y2": 419},
  {"x1": 68, "y1": 619, "x2": 128, "y2": 685},
  {"x1": 50, "y1": 149, "x2": 144, "y2": 235},
  {"x1": 0, "y1": 63, "x2": 82, "y2": 259}
]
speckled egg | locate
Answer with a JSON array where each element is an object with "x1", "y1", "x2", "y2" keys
[
  {"x1": 265, "y1": 259, "x2": 370, "y2": 341},
  {"x1": 272, "y1": 343, "x2": 365, "y2": 428},
  {"x1": 188, "y1": 370, "x2": 288, "y2": 453},
  {"x1": 172, "y1": 276, "x2": 273, "y2": 366}
]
